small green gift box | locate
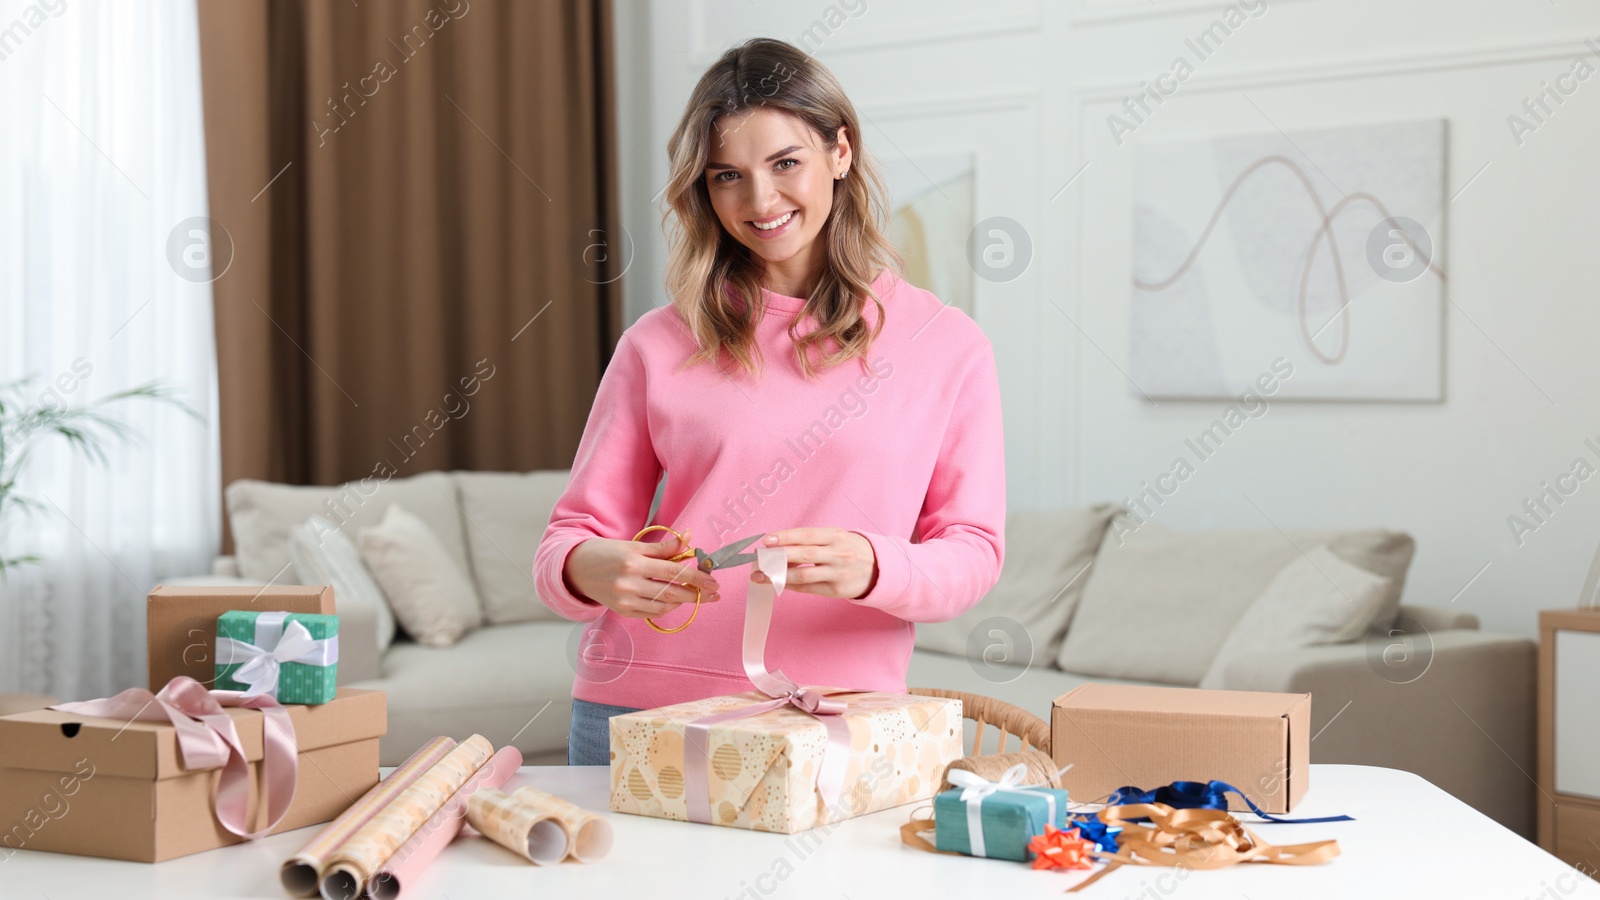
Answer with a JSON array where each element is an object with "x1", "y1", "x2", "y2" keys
[
  {"x1": 933, "y1": 770, "x2": 1069, "y2": 861},
  {"x1": 214, "y1": 609, "x2": 340, "y2": 704}
]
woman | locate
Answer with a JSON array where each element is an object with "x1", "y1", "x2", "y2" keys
[{"x1": 533, "y1": 37, "x2": 1005, "y2": 766}]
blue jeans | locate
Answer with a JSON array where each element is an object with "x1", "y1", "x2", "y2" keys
[{"x1": 567, "y1": 698, "x2": 643, "y2": 766}]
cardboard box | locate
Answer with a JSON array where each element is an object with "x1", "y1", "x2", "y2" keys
[
  {"x1": 611, "y1": 691, "x2": 963, "y2": 833},
  {"x1": 1051, "y1": 683, "x2": 1310, "y2": 814},
  {"x1": 147, "y1": 585, "x2": 334, "y2": 691},
  {"x1": 0, "y1": 688, "x2": 385, "y2": 862}
]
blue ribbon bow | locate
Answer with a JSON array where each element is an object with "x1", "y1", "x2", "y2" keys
[
  {"x1": 1065, "y1": 816, "x2": 1122, "y2": 852},
  {"x1": 1105, "y1": 780, "x2": 1354, "y2": 824}
]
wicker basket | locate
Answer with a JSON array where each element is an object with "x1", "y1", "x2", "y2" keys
[{"x1": 909, "y1": 686, "x2": 1060, "y2": 792}]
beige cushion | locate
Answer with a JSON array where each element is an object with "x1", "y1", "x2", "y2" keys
[
  {"x1": 454, "y1": 470, "x2": 570, "y2": 625},
  {"x1": 1198, "y1": 544, "x2": 1393, "y2": 689},
  {"x1": 914, "y1": 504, "x2": 1119, "y2": 667},
  {"x1": 227, "y1": 471, "x2": 477, "y2": 600},
  {"x1": 288, "y1": 514, "x2": 397, "y2": 654},
  {"x1": 359, "y1": 504, "x2": 484, "y2": 647},
  {"x1": 1057, "y1": 518, "x2": 1415, "y2": 685}
]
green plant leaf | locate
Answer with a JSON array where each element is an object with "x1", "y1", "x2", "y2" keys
[{"x1": 0, "y1": 374, "x2": 202, "y2": 571}]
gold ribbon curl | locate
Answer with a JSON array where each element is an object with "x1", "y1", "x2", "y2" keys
[{"x1": 1067, "y1": 802, "x2": 1340, "y2": 892}]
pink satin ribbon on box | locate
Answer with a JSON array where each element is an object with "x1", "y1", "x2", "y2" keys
[
  {"x1": 681, "y1": 546, "x2": 863, "y2": 826},
  {"x1": 48, "y1": 675, "x2": 298, "y2": 839}
]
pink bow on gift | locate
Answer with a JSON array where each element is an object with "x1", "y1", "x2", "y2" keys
[
  {"x1": 681, "y1": 546, "x2": 862, "y2": 826},
  {"x1": 48, "y1": 675, "x2": 298, "y2": 839}
]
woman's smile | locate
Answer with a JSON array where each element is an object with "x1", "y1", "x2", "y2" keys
[{"x1": 748, "y1": 209, "x2": 798, "y2": 239}]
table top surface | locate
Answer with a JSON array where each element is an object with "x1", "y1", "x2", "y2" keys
[{"x1": 3, "y1": 764, "x2": 1595, "y2": 899}]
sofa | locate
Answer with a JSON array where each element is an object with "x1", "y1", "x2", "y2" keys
[{"x1": 167, "y1": 469, "x2": 1536, "y2": 837}]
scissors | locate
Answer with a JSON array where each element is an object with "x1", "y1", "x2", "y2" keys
[{"x1": 631, "y1": 525, "x2": 766, "y2": 634}]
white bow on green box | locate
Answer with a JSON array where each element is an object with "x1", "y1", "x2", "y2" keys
[{"x1": 215, "y1": 609, "x2": 340, "y2": 704}]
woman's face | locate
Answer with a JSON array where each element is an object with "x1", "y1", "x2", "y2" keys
[{"x1": 703, "y1": 107, "x2": 850, "y2": 275}]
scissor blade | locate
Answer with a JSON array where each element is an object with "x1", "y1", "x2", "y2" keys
[{"x1": 709, "y1": 532, "x2": 766, "y2": 568}]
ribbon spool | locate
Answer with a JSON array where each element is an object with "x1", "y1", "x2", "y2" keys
[
  {"x1": 939, "y1": 748, "x2": 1059, "y2": 794},
  {"x1": 632, "y1": 525, "x2": 706, "y2": 634}
]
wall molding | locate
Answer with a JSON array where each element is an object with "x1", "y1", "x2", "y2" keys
[
  {"x1": 859, "y1": 91, "x2": 1037, "y2": 123},
  {"x1": 1068, "y1": 33, "x2": 1600, "y2": 100},
  {"x1": 1070, "y1": 0, "x2": 1311, "y2": 27},
  {"x1": 1059, "y1": 29, "x2": 1599, "y2": 502},
  {"x1": 685, "y1": 0, "x2": 1046, "y2": 66}
]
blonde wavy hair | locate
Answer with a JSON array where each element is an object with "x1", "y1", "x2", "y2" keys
[{"x1": 660, "y1": 38, "x2": 904, "y2": 381}]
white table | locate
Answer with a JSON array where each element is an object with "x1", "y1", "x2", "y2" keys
[{"x1": 2, "y1": 765, "x2": 1595, "y2": 898}]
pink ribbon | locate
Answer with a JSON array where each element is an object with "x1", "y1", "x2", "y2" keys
[
  {"x1": 48, "y1": 675, "x2": 298, "y2": 839},
  {"x1": 682, "y1": 546, "x2": 862, "y2": 825}
]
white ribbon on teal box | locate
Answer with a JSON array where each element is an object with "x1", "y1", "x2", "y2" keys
[
  {"x1": 932, "y1": 763, "x2": 1069, "y2": 861},
  {"x1": 215, "y1": 609, "x2": 339, "y2": 704}
]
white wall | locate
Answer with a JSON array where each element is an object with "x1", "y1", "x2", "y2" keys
[{"x1": 612, "y1": 0, "x2": 1600, "y2": 639}]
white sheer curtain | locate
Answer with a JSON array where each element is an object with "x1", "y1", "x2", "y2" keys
[{"x1": 0, "y1": 0, "x2": 221, "y2": 699}]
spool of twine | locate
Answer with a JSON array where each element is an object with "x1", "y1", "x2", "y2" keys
[{"x1": 939, "y1": 747, "x2": 1060, "y2": 793}]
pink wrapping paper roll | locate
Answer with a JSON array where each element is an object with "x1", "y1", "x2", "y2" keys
[
  {"x1": 364, "y1": 745, "x2": 524, "y2": 900},
  {"x1": 321, "y1": 735, "x2": 495, "y2": 900},
  {"x1": 280, "y1": 736, "x2": 456, "y2": 897}
]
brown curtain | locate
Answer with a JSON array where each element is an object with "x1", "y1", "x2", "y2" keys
[{"x1": 196, "y1": 0, "x2": 623, "y2": 544}]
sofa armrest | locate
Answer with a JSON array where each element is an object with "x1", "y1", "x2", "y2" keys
[
  {"x1": 1218, "y1": 629, "x2": 1535, "y2": 837},
  {"x1": 212, "y1": 556, "x2": 242, "y2": 578},
  {"x1": 155, "y1": 575, "x2": 267, "y2": 587},
  {"x1": 149, "y1": 574, "x2": 382, "y2": 685},
  {"x1": 1397, "y1": 603, "x2": 1480, "y2": 632},
  {"x1": 327, "y1": 581, "x2": 382, "y2": 684}
]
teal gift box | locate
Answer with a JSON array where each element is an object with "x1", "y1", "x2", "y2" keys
[
  {"x1": 214, "y1": 609, "x2": 340, "y2": 704},
  {"x1": 933, "y1": 779, "x2": 1069, "y2": 862}
]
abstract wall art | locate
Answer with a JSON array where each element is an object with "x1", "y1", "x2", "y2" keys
[{"x1": 1129, "y1": 118, "x2": 1446, "y2": 400}]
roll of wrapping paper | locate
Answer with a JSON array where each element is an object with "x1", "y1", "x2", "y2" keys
[
  {"x1": 511, "y1": 785, "x2": 615, "y2": 863},
  {"x1": 464, "y1": 787, "x2": 572, "y2": 865},
  {"x1": 280, "y1": 736, "x2": 456, "y2": 897},
  {"x1": 364, "y1": 745, "x2": 524, "y2": 900},
  {"x1": 320, "y1": 735, "x2": 495, "y2": 900}
]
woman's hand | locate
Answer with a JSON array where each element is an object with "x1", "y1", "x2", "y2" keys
[
  {"x1": 750, "y1": 527, "x2": 879, "y2": 600},
  {"x1": 563, "y1": 534, "x2": 722, "y2": 619}
]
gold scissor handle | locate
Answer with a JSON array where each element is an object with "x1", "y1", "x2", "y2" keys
[{"x1": 632, "y1": 525, "x2": 701, "y2": 634}]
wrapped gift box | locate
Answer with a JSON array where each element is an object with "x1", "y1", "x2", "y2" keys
[
  {"x1": 933, "y1": 784, "x2": 1069, "y2": 861},
  {"x1": 1051, "y1": 683, "x2": 1311, "y2": 814},
  {"x1": 215, "y1": 609, "x2": 340, "y2": 704},
  {"x1": 610, "y1": 691, "x2": 962, "y2": 834},
  {"x1": 147, "y1": 585, "x2": 335, "y2": 691},
  {"x1": 0, "y1": 688, "x2": 385, "y2": 862}
]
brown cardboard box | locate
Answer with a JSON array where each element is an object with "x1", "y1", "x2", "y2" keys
[
  {"x1": 1051, "y1": 683, "x2": 1311, "y2": 814},
  {"x1": 0, "y1": 688, "x2": 385, "y2": 862},
  {"x1": 147, "y1": 585, "x2": 335, "y2": 691}
]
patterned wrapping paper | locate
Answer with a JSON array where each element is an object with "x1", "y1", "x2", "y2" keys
[
  {"x1": 609, "y1": 691, "x2": 963, "y2": 834},
  {"x1": 465, "y1": 787, "x2": 571, "y2": 865},
  {"x1": 279, "y1": 736, "x2": 456, "y2": 897},
  {"x1": 511, "y1": 786, "x2": 614, "y2": 862},
  {"x1": 321, "y1": 734, "x2": 495, "y2": 897},
  {"x1": 367, "y1": 746, "x2": 524, "y2": 899}
]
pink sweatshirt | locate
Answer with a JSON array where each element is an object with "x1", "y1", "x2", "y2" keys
[{"x1": 532, "y1": 268, "x2": 1006, "y2": 709}]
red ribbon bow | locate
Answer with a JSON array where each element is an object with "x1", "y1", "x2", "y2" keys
[
  {"x1": 48, "y1": 675, "x2": 298, "y2": 839},
  {"x1": 1028, "y1": 823, "x2": 1097, "y2": 870}
]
